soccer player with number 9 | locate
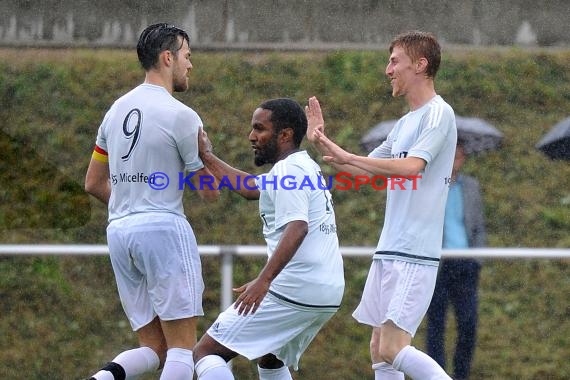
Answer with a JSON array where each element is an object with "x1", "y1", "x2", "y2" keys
[{"x1": 84, "y1": 23, "x2": 219, "y2": 380}]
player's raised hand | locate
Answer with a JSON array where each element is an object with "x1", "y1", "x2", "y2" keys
[
  {"x1": 315, "y1": 129, "x2": 353, "y2": 165},
  {"x1": 305, "y1": 96, "x2": 325, "y2": 144}
]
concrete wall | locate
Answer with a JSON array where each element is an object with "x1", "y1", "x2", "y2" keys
[{"x1": 0, "y1": 0, "x2": 568, "y2": 49}]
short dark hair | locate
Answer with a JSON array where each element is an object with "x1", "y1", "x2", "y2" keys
[
  {"x1": 137, "y1": 23, "x2": 190, "y2": 71},
  {"x1": 390, "y1": 31, "x2": 441, "y2": 78},
  {"x1": 259, "y1": 98, "x2": 308, "y2": 147}
]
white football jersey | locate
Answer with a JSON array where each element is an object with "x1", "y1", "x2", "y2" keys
[
  {"x1": 256, "y1": 151, "x2": 345, "y2": 307},
  {"x1": 96, "y1": 84, "x2": 204, "y2": 221},
  {"x1": 369, "y1": 95, "x2": 457, "y2": 264}
]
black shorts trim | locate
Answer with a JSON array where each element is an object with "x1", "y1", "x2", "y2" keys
[
  {"x1": 268, "y1": 290, "x2": 340, "y2": 309},
  {"x1": 374, "y1": 250, "x2": 440, "y2": 263}
]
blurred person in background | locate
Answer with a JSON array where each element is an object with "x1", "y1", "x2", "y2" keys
[
  {"x1": 84, "y1": 23, "x2": 218, "y2": 380},
  {"x1": 426, "y1": 140, "x2": 487, "y2": 380}
]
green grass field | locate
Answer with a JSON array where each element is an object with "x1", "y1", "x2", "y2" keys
[{"x1": 0, "y1": 47, "x2": 569, "y2": 379}]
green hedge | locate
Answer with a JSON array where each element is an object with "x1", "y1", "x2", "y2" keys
[{"x1": 0, "y1": 48, "x2": 568, "y2": 379}]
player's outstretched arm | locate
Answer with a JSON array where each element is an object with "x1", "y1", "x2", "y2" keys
[
  {"x1": 233, "y1": 220, "x2": 308, "y2": 315},
  {"x1": 198, "y1": 128, "x2": 260, "y2": 200},
  {"x1": 316, "y1": 128, "x2": 426, "y2": 177},
  {"x1": 308, "y1": 129, "x2": 370, "y2": 176},
  {"x1": 191, "y1": 166, "x2": 220, "y2": 202}
]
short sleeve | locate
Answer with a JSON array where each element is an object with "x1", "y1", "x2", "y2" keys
[
  {"x1": 273, "y1": 163, "x2": 310, "y2": 230},
  {"x1": 408, "y1": 105, "x2": 456, "y2": 164},
  {"x1": 174, "y1": 108, "x2": 205, "y2": 172}
]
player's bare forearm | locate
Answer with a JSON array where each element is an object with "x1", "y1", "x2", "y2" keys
[
  {"x1": 191, "y1": 166, "x2": 220, "y2": 202},
  {"x1": 257, "y1": 220, "x2": 307, "y2": 284},
  {"x1": 198, "y1": 128, "x2": 259, "y2": 199},
  {"x1": 201, "y1": 151, "x2": 260, "y2": 200},
  {"x1": 233, "y1": 220, "x2": 308, "y2": 315},
  {"x1": 85, "y1": 158, "x2": 111, "y2": 205},
  {"x1": 344, "y1": 155, "x2": 426, "y2": 177},
  {"x1": 86, "y1": 184, "x2": 111, "y2": 205},
  {"x1": 327, "y1": 160, "x2": 372, "y2": 176},
  {"x1": 314, "y1": 128, "x2": 425, "y2": 177}
]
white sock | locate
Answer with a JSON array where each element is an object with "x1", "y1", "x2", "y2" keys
[
  {"x1": 195, "y1": 355, "x2": 234, "y2": 380},
  {"x1": 159, "y1": 348, "x2": 194, "y2": 380},
  {"x1": 257, "y1": 365, "x2": 292, "y2": 380},
  {"x1": 392, "y1": 345, "x2": 452, "y2": 380},
  {"x1": 372, "y1": 362, "x2": 404, "y2": 380},
  {"x1": 92, "y1": 347, "x2": 159, "y2": 380}
]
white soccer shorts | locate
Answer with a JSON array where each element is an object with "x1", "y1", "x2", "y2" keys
[
  {"x1": 206, "y1": 292, "x2": 337, "y2": 370},
  {"x1": 107, "y1": 212, "x2": 204, "y2": 331},
  {"x1": 352, "y1": 259, "x2": 438, "y2": 336}
]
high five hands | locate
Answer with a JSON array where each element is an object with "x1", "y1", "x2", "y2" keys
[
  {"x1": 305, "y1": 96, "x2": 354, "y2": 166},
  {"x1": 305, "y1": 96, "x2": 325, "y2": 144}
]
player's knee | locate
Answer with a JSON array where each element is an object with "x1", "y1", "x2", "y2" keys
[
  {"x1": 193, "y1": 333, "x2": 236, "y2": 364},
  {"x1": 369, "y1": 329, "x2": 382, "y2": 362},
  {"x1": 376, "y1": 321, "x2": 411, "y2": 364},
  {"x1": 193, "y1": 336, "x2": 213, "y2": 363},
  {"x1": 378, "y1": 348, "x2": 396, "y2": 364},
  {"x1": 378, "y1": 341, "x2": 406, "y2": 364}
]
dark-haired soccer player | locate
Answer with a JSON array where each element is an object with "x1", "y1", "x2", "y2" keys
[
  {"x1": 84, "y1": 23, "x2": 218, "y2": 380},
  {"x1": 193, "y1": 98, "x2": 344, "y2": 380}
]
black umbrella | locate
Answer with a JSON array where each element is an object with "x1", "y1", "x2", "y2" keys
[
  {"x1": 360, "y1": 119, "x2": 397, "y2": 153},
  {"x1": 536, "y1": 116, "x2": 570, "y2": 160},
  {"x1": 360, "y1": 116, "x2": 503, "y2": 155}
]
